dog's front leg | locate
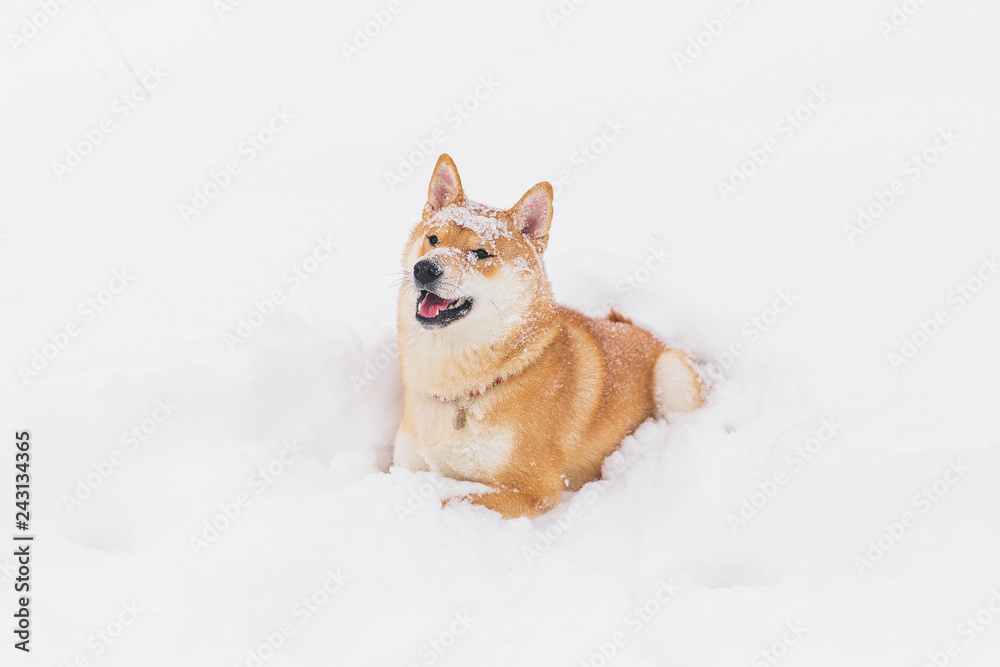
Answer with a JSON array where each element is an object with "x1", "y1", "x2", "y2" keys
[
  {"x1": 449, "y1": 479, "x2": 562, "y2": 519},
  {"x1": 392, "y1": 427, "x2": 430, "y2": 472}
]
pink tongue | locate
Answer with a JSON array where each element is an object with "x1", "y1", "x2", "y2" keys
[{"x1": 419, "y1": 292, "x2": 454, "y2": 318}]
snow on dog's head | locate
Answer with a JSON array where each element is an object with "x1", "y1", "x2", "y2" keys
[{"x1": 398, "y1": 154, "x2": 554, "y2": 343}]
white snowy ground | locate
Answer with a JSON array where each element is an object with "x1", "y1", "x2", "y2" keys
[{"x1": 2, "y1": 1, "x2": 1000, "y2": 665}]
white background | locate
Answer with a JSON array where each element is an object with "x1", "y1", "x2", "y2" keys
[{"x1": 2, "y1": 0, "x2": 999, "y2": 665}]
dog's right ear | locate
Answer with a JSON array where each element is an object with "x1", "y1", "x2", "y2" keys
[
  {"x1": 426, "y1": 154, "x2": 464, "y2": 212},
  {"x1": 511, "y1": 182, "x2": 554, "y2": 252}
]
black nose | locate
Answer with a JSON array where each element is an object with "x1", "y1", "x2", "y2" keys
[{"x1": 413, "y1": 259, "x2": 443, "y2": 287}]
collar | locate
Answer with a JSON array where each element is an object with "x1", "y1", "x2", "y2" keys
[{"x1": 432, "y1": 375, "x2": 507, "y2": 405}]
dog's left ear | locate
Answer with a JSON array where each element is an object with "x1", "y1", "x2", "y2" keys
[
  {"x1": 511, "y1": 182, "x2": 554, "y2": 251},
  {"x1": 426, "y1": 154, "x2": 464, "y2": 212}
]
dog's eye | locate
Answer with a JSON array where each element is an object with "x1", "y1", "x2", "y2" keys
[
  {"x1": 427, "y1": 235, "x2": 438, "y2": 246},
  {"x1": 472, "y1": 249, "x2": 493, "y2": 260}
]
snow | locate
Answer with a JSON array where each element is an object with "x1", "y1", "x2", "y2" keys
[
  {"x1": 430, "y1": 201, "x2": 514, "y2": 243},
  {"x1": 2, "y1": 1, "x2": 999, "y2": 665}
]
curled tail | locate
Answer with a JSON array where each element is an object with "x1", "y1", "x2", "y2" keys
[{"x1": 653, "y1": 349, "x2": 705, "y2": 418}]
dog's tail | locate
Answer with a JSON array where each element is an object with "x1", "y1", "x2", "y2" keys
[{"x1": 653, "y1": 349, "x2": 705, "y2": 419}]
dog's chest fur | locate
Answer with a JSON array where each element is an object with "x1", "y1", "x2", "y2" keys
[{"x1": 399, "y1": 396, "x2": 515, "y2": 482}]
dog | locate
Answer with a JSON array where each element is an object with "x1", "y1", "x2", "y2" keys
[{"x1": 393, "y1": 154, "x2": 704, "y2": 518}]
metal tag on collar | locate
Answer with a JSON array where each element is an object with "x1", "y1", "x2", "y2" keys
[{"x1": 452, "y1": 394, "x2": 475, "y2": 430}]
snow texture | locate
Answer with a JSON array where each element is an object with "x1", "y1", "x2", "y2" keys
[
  {"x1": 2, "y1": 1, "x2": 999, "y2": 666},
  {"x1": 430, "y1": 201, "x2": 514, "y2": 243}
]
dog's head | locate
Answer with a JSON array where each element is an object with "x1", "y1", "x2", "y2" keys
[{"x1": 399, "y1": 154, "x2": 554, "y2": 341}]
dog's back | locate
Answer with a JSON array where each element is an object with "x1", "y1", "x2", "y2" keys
[{"x1": 550, "y1": 306, "x2": 666, "y2": 488}]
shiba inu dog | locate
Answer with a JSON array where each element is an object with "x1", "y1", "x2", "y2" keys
[{"x1": 393, "y1": 154, "x2": 704, "y2": 518}]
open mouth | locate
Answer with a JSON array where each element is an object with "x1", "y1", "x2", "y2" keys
[{"x1": 415, "y1": 290, "x2": 473, "y2": 328}]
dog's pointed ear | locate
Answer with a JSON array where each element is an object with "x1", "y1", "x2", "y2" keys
[
  {"x1": 511, "y1": 182, "x2": 554, "y2": 251},
  {"x1": 426, "y1": 154, "x2": 464, "y2": 211}
]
